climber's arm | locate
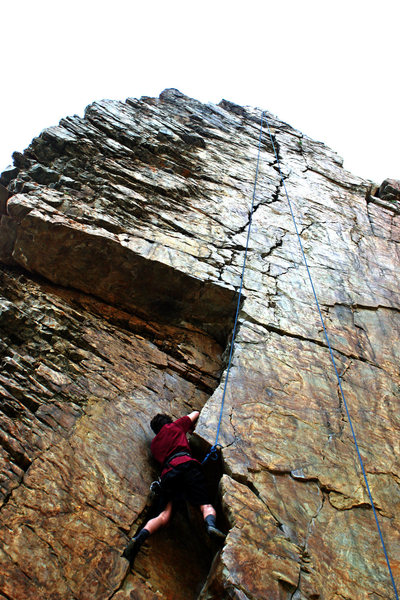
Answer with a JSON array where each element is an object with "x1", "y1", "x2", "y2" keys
[
  {"x1": 173, "y1": 411, "x2": 200, "y2": 433},
  {"x1": 188, "y1": 410, "x2": 200, "y2": 424}
]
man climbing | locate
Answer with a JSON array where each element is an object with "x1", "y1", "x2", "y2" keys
[{"x1": 122, "y1": 410, "x2": 224, "y2": 563}]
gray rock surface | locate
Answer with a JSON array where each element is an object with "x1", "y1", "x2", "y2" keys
[{"x1": 0, "y1": 88, "x2": 399, "y2": 599}]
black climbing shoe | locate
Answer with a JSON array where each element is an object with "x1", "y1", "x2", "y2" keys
[
  {"x1": 122, "y1": 529, "x2": 150, "y2": 563},
  {"x1": 206, "y1": 523, "x2": 226, "y2": 539},
  {"x1": 121, "y1": 537, "x2": 140, "y2": 563},
  {"x1": 205, "y1": 515, "x2": 225, "y2": 540}
]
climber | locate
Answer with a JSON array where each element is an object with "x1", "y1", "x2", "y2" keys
[{"x1": 122, "y1": 410, "x2": 225, "y2": 564}]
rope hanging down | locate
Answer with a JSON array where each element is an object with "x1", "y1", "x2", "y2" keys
[
  {"x1": 203, "y1": 109, "x2": 398, "y2": 600},
  {"x1": 202, "y1": 111, "x2": 266, "y2": 465},
  {"x1": 263, "y1": 115, "x2": 398, "y2": 600}
]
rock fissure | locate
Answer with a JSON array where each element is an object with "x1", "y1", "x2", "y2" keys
[
  {"x1": 304, "y1": 492, "x2": 326, "y2": 550},
  {"x1": 223, "y1": 466, "x2": 286, "y2": 532},
  {"x1": 1, "y1": 544, "x2": 38, "y2": 584},
  {"x1": 368, "y1": 195, "x2": 400, "y2": 216},
  {"x1": 270, "y1": 168, "x2": 285, "y2": 204},
  {"x1": 304, "y1": 166, "x2": 368, "y2": 193},
  {"x1": 366, "y1": 200, "x2": 378, "y2": 237},
  {"x1": 323, "y1": 301, "x2": 400, "y2": 314},
  {"x1": 337, "y1": 360, "x2": 353, "y2": 435},
  {"x1": 0, "y1": 434, "x2": 33, "y2": 474},
  {"x1": 228, "y1": 408, "x2": 240, "y2": 448},
  {"x1": 1, "y1": 90, "x2": 399, "y2": 600},
  {"x1": 240, "y1": 314, "x2": 394, "y2": 377},
  {"x1": 260, "y1": 233, "x2": 286, "y2": 261}
]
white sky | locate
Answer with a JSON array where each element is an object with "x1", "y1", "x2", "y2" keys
[{"x1": 1, "y1": 0, "x2": 398, "y2": 184}]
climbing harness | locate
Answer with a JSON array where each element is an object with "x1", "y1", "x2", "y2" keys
[
  {"x1": 203, "y1": 110, "x2": 398, "y2": 599},
  {"x1": 163, "y1": 450, "x2": 192, "y2": 469},
  {"x1": 150, "y1": 451, "x2": 192, "y2": 495}
]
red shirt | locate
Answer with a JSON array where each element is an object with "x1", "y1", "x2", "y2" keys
[{"x1": 151, "y1": 416, "x2": 197, "y2": 476}]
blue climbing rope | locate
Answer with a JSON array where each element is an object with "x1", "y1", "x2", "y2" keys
[
  {"x1": 203, "y1": 109, "x2": 397, "y2": 600},
  {"x1": 263, "y1": 114, "x2": 399, "y2": 600},
  {"x1": 202, "y1": 111, "x2": 265, "y2": 465}
]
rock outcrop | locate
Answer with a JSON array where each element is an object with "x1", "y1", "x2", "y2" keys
[{"x1": 0, "y1": 88, "x2": 399, "y2": 599}]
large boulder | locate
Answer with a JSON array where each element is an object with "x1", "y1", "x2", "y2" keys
[
  {"x1": 379, "y1": 178, "x2": 400, "y2": 204},
  {"x1": 0, "y1": 89, "x2": 399, "y2": 599}
]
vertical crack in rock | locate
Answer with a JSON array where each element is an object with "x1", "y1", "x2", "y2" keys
[
  {"x1": 291, "y1": 491, "x2": 326, "y2": 600},
  {"x1": 1, "y1": 89, "x2": 400, "y2": 600},
  {"x1": 336, "y1": 359, "x2": 353, "y2": 437}
]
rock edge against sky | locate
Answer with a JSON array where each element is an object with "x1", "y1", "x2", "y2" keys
[{"x1": 0, "y1": 89, "x2": 399, "y2": 599}]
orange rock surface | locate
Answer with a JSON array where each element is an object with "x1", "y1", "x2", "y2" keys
[{"x1": 0, "y1": 89, "x2": 399, "y2": 599}]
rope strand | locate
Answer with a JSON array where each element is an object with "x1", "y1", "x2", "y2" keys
[
  {"x1": 263, "y1": 114, "x2": 398, "y2": 600},
  {"x1": 202, "y1": 111, "x2": 265, "y2": 464}
]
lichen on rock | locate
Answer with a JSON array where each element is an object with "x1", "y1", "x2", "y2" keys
[{"x1": 1, "y1": 89, "x2": 399, "y2": 599}]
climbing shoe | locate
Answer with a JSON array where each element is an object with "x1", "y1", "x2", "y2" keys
[
  {"x1": 122, "y1": 528, "x2": 150, "y2": 563},
  {"x1": 205, "y1": 515, "x2": 225, "y2": 540}
]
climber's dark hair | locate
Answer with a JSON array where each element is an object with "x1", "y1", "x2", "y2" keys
[{"x1": 150, "y1": 413, "x2": 173, "y2": 434}]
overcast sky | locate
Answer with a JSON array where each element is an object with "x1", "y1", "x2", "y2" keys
[{"x1": 1, "y1": 0, "x2": 398, "y2": 184}]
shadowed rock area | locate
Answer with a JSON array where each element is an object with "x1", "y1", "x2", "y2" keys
[
  {"x1": 1, "y1": 88, "x2": 400, "y2": 599},
  {"x1": 0, "y1": 266, "x2": 227, "y2": 599}
]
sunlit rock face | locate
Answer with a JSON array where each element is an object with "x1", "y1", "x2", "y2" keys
[{"x1": 1, "y1": 89, "x2": 399, "y2": 599}]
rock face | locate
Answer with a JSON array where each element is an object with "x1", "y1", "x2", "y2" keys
[{"x1": 1, "y1": 89, "x2": 399, "y2": 599}]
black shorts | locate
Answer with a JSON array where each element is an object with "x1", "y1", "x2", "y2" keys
[{"x1": 157, "y1": 460, "x2": 210, "y2": 510}]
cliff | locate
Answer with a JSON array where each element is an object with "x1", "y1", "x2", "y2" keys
[{"x1": 0, "y1": 88, "x2": 399, "y2": 599}]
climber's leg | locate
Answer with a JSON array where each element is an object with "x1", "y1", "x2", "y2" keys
[
  {"x1": 200, "y1": 504, "x2": 225, "y2": 539},
  {"x1": 122, "y1": 501, "x2": 173, "y2": 563}
]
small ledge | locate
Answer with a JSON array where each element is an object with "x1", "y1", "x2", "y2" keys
[{"x1": 367, "y1": 194, "x2": 400, "y2": 215}]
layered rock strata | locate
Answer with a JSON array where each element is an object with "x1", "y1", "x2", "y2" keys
[{"x1": 0, "y1": 88, "x2": 399, "y2": 599}]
